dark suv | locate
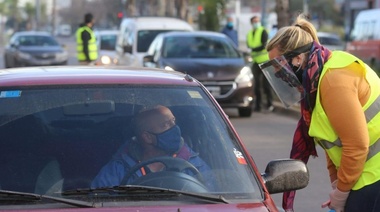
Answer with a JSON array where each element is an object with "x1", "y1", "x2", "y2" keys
[{"x1": 143, "y1": 31, "x2": 254, "y2": 117}]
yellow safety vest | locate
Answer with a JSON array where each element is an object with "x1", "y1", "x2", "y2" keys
[
  {"x1": 76, "y1": 26, "x2": 98, "y2": 61},
  {"x1": 309, "y1": 51, "x2": 380, "y2": 190},
  {"x1": 246, "y1": 26, "x2": 269, "y2": 64}
]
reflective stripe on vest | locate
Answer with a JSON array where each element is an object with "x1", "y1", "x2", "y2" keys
[
  {"x1": 309, "y1": 51, "x2": 380, "y2": 190},
  {"x1": 76, "y1": 26, "x2": 98, "y2": 61},
  {"x1": 247, "y1": 27, "x2": 269, "y2": 64}
]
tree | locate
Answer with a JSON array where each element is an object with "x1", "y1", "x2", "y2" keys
[
  {"x1": 194, "y1": 0, "x2": 226, "y2": 31},
  {"x1": 275, "y1": 0, "x2": 290, "y2": 28}
]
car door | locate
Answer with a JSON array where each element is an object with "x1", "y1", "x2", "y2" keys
[{"x1": 5, "y1": 35, "x2": 19, "y2": 68}]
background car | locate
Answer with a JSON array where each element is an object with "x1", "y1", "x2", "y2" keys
[
  {"x1": 115, "y1": 16, "x2": 193, "y2": 67},
  {"x1": 95, "y1": 30, "x2": 118, "y2": 65},
  {"x1": 143, "y1": 31, "x2": 254, "y2": 117},
  {"x1": 0, "y1": 66, "x2": 308, "y2": 211},
  {"x1": 3, "y1": 31, "x2": 68, "y2": 68},
  {"x1": 317, "y1": 32, "x2": 345, "y2": 50}
]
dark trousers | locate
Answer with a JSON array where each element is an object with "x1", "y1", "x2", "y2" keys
[
  {"x1": 345, "y1": 179, "x2": 380, "y2": 212},
  {"x1": 252, "y1": 62, "x2": 272, "y2": 109}
]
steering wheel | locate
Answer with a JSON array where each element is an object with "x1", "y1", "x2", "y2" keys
[{"x1": 121, "y1": 156, "x2": 206, "y2": 191}]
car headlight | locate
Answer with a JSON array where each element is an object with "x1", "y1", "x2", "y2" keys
[
  {"x1": 56, "y1": 52, "x2": 68, "y2": 61},
  {"x1": 17, "y1": 52, "x2": 32, "y2": 60},
  {"x1": 164, "y1": 66, "x2": 174, "y2": 71},
  {"x1": 235, "y1": 66, "x2": 253, "y2": 83},
  {"x1": 101, "y1": 55, "x2": 112, "y2": 65}
]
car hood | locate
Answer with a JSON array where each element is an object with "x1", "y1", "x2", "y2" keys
[
  {"x1": 161, "y1": 58, "x2": 246, "y2": 81},
  {"x1": 15, "y1": 203, "x2": 272, "y2": 211},
  {"x1": 19, "y1": 46, "x2": 64, "y2": 54}
]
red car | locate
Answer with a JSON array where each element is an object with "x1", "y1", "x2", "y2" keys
[{"x1": 0, "y1": 66, "x2": 308, "y2": 211}]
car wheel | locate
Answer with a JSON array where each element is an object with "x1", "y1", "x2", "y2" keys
[{"x1": 238, "y1": 107, "x2": 252, "y2": 117}]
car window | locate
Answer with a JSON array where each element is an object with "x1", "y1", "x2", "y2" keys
[
  {"x1": 137, "y1": 30, "x2": 179, "y2": 53},
  {"x1": 163, "y1": 35, "x2": 240, "y2": 58},
  {"x1": 0, "y1": 85, "x2": 261, "y2": 203},
  {"x1": 100, "y1": 34, "x2": 117, "y2": 50},
  {"x1": 18, "y1": 35, "x2": 59, "y2": 46},
  {"x1": 318, "y1": 36, "x2": 342, "y2": 46}
]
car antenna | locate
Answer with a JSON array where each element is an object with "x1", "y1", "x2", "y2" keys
[{"x1": 184, "y1": 74, "x2": 193, "y2": 82}]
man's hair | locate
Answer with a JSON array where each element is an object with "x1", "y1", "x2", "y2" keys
[
  {"x1": 84, "y1": 13, "x2": 93, "y2": 24},
  {"x1": 250, "y1": 16, "x2": 259, "y2": 22}
]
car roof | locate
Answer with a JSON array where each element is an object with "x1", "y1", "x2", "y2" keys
[
  {"x1": 159, "y1": 30, "x2": 227, "y2": 38},
  {"x1": 120, "y1": 16, "x2": 193, "y2": 31},
  {"x1": 0, "y1": 66, "x2": 200, "y2": 87},
  {"x1": 12, "y1": 31, "x2": 53, "y2": 37},
  {"x1": 94, "y1": 30, "x2": 119, "y2": 36},
  {"x1": 317, "y1": 32, "x2": 340, "y2": 38}
]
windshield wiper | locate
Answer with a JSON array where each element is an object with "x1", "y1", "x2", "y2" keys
[
  {"x1": 62, "y1": 185, "x2": 229, "y2": 204},
  {"x1": 0, "y1": 189, "x2": 100, "y2": 208}
]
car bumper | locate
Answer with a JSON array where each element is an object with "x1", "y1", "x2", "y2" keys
[
  {"x1": 202, "y1": 81, "x2": 254, "y2": 108},
  {"x1": 16, "y1": 58, "x2": 68, "y2": 66}
]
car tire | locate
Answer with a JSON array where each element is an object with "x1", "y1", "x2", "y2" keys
[{"x1": 238, "y1": 107, "x2": 252, "y2": 117}]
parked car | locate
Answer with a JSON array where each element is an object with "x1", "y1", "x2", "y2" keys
[
  {"x1": 116, "y1": 16, "x2": 193, "y2": 67},
  {"x1": 94, "y1": 30, "x2": 118, "y2": 65},
  {"x1": 317, "y1": 32, "x2": 344, "y2": 51},
  {"x1": 143, "y1": 31, "x2": 254, "y2": 117},
  {"x1": 3, "y1": 31, "x2": 68, "y2": 68},
  {"x1": 0, "y1": 66, "x2": 308, "y2": 211}
]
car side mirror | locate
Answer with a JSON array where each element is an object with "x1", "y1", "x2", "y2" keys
[
  {"x1": 123, "y1": 45, "x2": 132, "y2": 54},
  {"x1": 262, "y1": 159, "x2": 309, "y2": 194},
  {"x1": 143, "y1": 55, "x2": 155, "y2": 67}
]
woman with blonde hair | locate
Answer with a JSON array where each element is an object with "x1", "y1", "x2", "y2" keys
[{"x1": 260, "y1": 14, "x2": 380, "y2": 212}]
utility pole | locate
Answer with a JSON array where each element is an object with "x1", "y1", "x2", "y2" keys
[
  {"x1": 35, "y1": 0, "x2": 40, "y2": 30},
  {"x1": 303, "y1": 0, "x2": 309, "y2": 15},
  {"x1": 52, "y1": 0, "x2": 56, "y2": 34}
]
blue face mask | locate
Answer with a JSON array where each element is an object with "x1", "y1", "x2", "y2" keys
[
  {"x1": 227, "y1": 22, "x2": 233, "y2": 28},
  {"x1": 149, "y1": 125, "x2": 182, "y2": 154}
]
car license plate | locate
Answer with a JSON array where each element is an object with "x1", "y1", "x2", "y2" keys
[{"x1": 206, "y1": 86, "x2": 220, "y2": 96}]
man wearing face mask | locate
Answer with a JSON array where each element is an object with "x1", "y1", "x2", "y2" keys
[
  {"x1": 221, "y1": 16, "x2": 238, "y2": 47},
  {"x1": 247, "y1": 16, "x2": 273, "y2": 112},
  {"x1": 91, "y1": 105, "x2": 216, "y2": 191}
]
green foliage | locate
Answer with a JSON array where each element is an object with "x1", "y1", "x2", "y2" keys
[{"x1": 193, "y1": 0, "x2": 226, "y2": 31}]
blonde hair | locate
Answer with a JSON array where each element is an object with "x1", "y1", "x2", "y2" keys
[{"x1": 267, "y1": 14, "x2": 319, "y2": 55}]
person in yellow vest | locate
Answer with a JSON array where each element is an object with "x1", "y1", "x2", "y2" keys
[
  {"x1": 247, "y1": 16, "x2": 273, "y2": 112},
  {"x1": 76, "y1": 13, "x2": 98, "y2": 65},
  {"x1": 260, "y1": 14, "x2": 380, "y2": 212}
]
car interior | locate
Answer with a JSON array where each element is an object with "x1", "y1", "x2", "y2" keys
[{"x1": 0, "y1": 86, "x2": 259, "y2": 199}]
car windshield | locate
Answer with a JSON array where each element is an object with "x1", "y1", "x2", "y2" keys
[
  {"x1": 163, "y1": 35, "x2": 240, "y2": 58},
  {"x1": 100, "y1": 34, "x2": 117, "y2": 50},
  {"x1": 0, "y1": 85, "x2": 262, "y2": 206},
  {"x1": 18, "y1": 35, "x2": 59, "y2": 46},
  {"x1": 137, "y1": 30, "x2": 179, "y2": 52},
  {"x1": 318, "y1": 36, "x2": 342, "y2": 46}
]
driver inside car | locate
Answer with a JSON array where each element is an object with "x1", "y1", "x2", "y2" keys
[{"x1": 91, "y1": 105, "x2": 216, "y2": 191}]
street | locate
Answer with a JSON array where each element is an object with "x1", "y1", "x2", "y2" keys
[
  {"x1": 226, "y1": 109, "x2": 330, "y2": 212},
  {"x1": 0, "y1": 37, "x2": 331, "y2": 212}
]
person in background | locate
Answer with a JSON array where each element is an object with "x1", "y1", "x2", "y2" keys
[
  {"x1": 247, "y1": 16, "x2": 273, "y2": 112},
  {"x1": 221, "y1": 16, "x2": 239, "y2": 47},
  {"x1": 91, "y1": 105, "x2": 216, "y2": 191},
  {"x1": 76, "y1": 13, "x2": 98, "y2": 65},
  {"x1": 261, "y1": 14, "x2": 380, "y2": 212}
]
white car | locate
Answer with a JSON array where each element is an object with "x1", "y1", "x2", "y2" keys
[
  {"x1": 95, "y1": 30, "x2": 119, "y2": 65},
  {"x1": 115, "y1": 17, "x2": 194, "y2": 67}
]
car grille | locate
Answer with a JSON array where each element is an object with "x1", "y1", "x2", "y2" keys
[
  {"x1": 33, "y1": 53, "x2": 56, "y2": 60},
  {"x1": 202, "y1": 81, "x2": 236, "y2": 98}
]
